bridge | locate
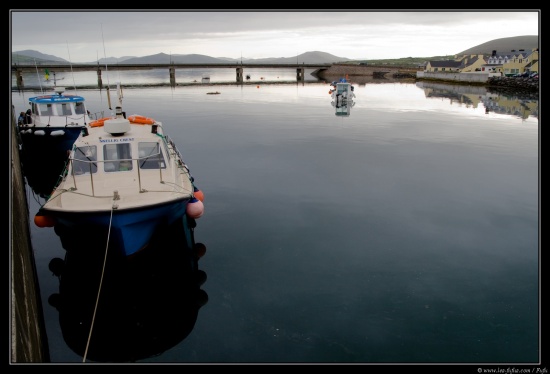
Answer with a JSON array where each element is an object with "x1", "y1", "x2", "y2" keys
[{"x1": 11, "y1": 63, "x2": 332, "y2": 88}]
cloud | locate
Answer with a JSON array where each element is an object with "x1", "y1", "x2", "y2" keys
[{"x1": 10, "y1": 10, "x2": 539, "y2": 62}]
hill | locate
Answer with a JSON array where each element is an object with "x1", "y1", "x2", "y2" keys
[
  {"x1": 352, "y1": 35, "x2": 539, "y2": 67},
  {"x1": 11, "y1": 36, "x2": 538, "y2": 67},
  {"x1": 11, "y1": 50, "x2": 350, "y2": 65},
  {"x1": 456, "y1": 35, "x2": 538, "y2": 55}
]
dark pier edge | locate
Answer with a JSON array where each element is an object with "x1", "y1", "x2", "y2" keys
[{"x1": 11, "y1": 105, "x2": 50, "y2": 363}]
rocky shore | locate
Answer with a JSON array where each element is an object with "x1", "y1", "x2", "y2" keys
[{"x1": 486, "y1": 76, "x2": 539, "y2": 98}]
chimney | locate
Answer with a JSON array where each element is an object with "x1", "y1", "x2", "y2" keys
[{"x1": 492, "y1": 50, "x2": 496, "y2": 56}]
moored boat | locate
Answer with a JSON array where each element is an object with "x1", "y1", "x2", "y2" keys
[
  {"x1": 17, "y1": 87, "x2": 95, "y2": 158},
  {"x1": 36, "y1": 90, "x2": 205, "y2": 257},
  {"x1": 17, "y1": 87, "x2": 103, "y2": 198}
]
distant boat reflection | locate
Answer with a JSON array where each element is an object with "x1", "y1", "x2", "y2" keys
[
  {"x1": 331, "y1": 98, "x2": 355, "y2": 117},
  {"x1": 328, "y1": 78, "x2": 356, "y2": 117},
  {"x1": 415, "y1": 81, "x2": 538, "y2": 120},
  {"x1": 47, "y1": 218, "x2": 208, "y2": 363}
]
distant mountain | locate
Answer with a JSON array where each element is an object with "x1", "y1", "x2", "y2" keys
[
  {"x1": 11, "y1": 50, "x2": 351, "y2": 65},
  {"x1": 92, "y1": 51, "x2": 350, "y2": 65},
  {"x1": 243, "y1": 51, "x2": 350, "y2": 64},
  {"x1": 12, "y1": 36, "x2": 539, "y2": 66},
  {"x1": 120, "y1": 53, "x2": 229, "y2": 64},
  {"x1": 456, "y1": 35, "x2": 538, "y2": 55},
  {"x1": 11, "y1": 50, "x2": 138, "y2": 65},
  {"x1": 12, "y1": 49, "x2": 69, "y2": 64}
]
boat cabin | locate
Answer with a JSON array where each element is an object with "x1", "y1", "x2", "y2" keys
[
  {"x1": 72, "y1": 119, "x2": 169, "y2": 176},
  {"x1": 27, "y1": 87, "x2": 91, "y2": 127}
]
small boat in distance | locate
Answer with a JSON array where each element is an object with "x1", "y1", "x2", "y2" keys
[
  {"x1": 36, "y1": 84, "x2": 205, "y2": 257},
  {"x1": 201, "y1": 75, "x2": 210, "y2": 83}
]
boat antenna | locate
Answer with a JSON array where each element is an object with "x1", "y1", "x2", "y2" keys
[
  {"x1": 66, "y1": 41, "x2": 78, "y2": 94},
  {"x1": 100, "y1": 23, "x2": 112, "y2": 110}
]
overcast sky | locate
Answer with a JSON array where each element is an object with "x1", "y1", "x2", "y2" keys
[{"x1": 10, "y1": 10, "x2": 539, "y2": 63}]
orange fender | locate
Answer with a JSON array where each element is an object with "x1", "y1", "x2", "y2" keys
[
  {"x1": 128, "y1": 115, "x2": 155, "y2": 125},
  {"x1": 89, "y1": 117, "x2": 111, "y2": 127}
]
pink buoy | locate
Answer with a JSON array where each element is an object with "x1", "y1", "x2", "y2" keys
[{"x1": 186, "y1": 197, "x2": 204, "y2": 219}]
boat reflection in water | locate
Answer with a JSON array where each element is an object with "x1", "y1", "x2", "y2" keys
[
  {"x1": 47, "y1": 217, "x2": 208, "y2": 363},
  {"x1": 20, "y1": 147, "x2": 68, "y2": 199},
  {"x1": 328, "y1": 78, "x2": 356, "y2": 117}
]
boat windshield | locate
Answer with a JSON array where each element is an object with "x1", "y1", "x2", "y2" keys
[
  {"x1": 103, "y1": 143, "x2": 133, "y2": 172},
  {"x1": 73, "y1": 146, "x2": 98, "y2": 174},
  {"x1": 55, "y1": 102, "x2": 73, "y2": 116},
  {"x1": 75, "y1": 102, "x2": 86, "y2": 115},
  {"x1": 138, "y1": 142, "x2": 166, "y2": 169},
  {"x1": 38, "y1": 104, "x2": 53, "y2": 116}
]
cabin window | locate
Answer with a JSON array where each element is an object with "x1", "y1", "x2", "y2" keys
[
  {"x1": 103, "y1": 143, "x2": 133, "y2": 172},
  {"x1": 55, "y1": 103, "x2": 72, "y2": 116},
  {"x1": 138, "y1": 142, "x2": 166, "y2": 169},
  {"x1": 73, "y1": 145, "x2": 98, "y2": 174},
  {"x1": 39, "y1": 104, "x2": 53, "y2": 116},
  {"x1": 75, "y1": 102, "x2": 85, "y2": 115}
]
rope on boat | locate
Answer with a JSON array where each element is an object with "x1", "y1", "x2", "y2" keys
[{"x1": 82, "y1": 197, "x2": 116, "y2": 363}]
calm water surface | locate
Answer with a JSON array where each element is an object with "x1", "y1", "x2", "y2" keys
[{"x1": 11, "y1": 79, "x2": 539, "y2": 365}]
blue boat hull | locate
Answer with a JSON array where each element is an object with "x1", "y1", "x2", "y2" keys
[
  {"x1": 48, "y1": 217, "x2": 208, "y2": 362},
  {"x1": 49, "y1": 199, "x2": 190, "y2": 256},
  {"x1": 18, "y1": 126, "x2": 84, "y2": 157},
  {"x1": 18, "y1": 127, "x2": 83, "y2": 198}
]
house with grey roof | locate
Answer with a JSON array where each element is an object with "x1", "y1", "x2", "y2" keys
[
  {"x1": 424, "y1": 60, "x2": 462, "y2": 73},
  {"x1": 481, "y1": 48, "x2": 538, "y2": 76}
]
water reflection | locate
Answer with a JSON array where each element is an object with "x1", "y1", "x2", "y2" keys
[
  {"x1": 47, "y1": 218, "x2": 208, "y2": 363},
  {"x1": 20, "y1": 152, "x2": 67, "y2": 198},
  {"x1": 18, "y1": 137, "x2": 70, "y2": 198},
  {"x1": 416, "y1": 81, "x2": 539, "y2": 120}
]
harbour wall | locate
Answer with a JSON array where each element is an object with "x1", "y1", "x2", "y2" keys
[
  {"x1": 416, "y1": 71, "x2": 500, "y2": 83},
  {"x1": 11, "y1": 107, "x2": 50, "y2": 363},
  {"x1": 315, "y1": 63, "x2": 419, "y2": 80}
]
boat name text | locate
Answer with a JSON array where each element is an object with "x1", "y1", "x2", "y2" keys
[{"x1": 100, "y1": 138, "x2": 134, "y2": 143}]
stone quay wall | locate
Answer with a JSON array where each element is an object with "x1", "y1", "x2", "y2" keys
[
  {"x1": 315, "y1": 63, "x2": 419, "y2": 80},
  {"x1": 11, "y1": 107, "x2": 50, "y2": 363}
]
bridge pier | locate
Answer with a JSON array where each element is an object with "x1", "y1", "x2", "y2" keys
[
  {"x1": 236, "y1": 67, "x2": 243, "y2": 83},
  {"x1": 97, "y1": 68, "x2": 103, "y2": 89},
  {"x1": 296, "y1": 66, "x2": 305, "y2": 81},
  {"x1": 16, "y1": 69, "x2": 24, "y2": 88},
  {"x1": 169, "y1": 66, "x2": 176, "y2": 86}
]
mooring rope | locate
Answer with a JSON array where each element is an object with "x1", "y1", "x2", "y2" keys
[{"x1": 82, "y1": 201, "x2": 115, "y2": 363}]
